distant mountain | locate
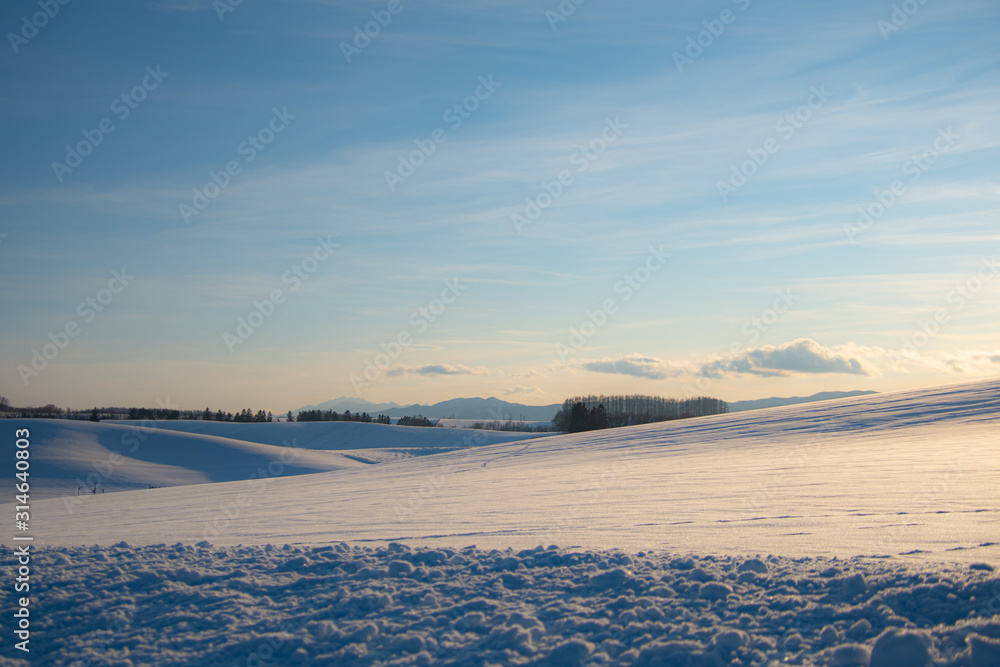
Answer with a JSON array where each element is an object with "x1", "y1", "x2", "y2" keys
[
  {"x1": 293, "y1": 397, "x2": 562, "y2": 422},
  {"x1": 727, "y1": 390, "x2": 878, "y2": 413}
]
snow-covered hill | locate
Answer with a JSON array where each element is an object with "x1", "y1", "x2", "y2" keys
[
  {"x1": 0, "y1": 420, "x2": 546, "y2": 501},
  {"x1": 20, "y1": 377, "x2": 1000, "y2": 561},
  {"x1": 107, "y1": 418, "x2": 547, "y2": 453}
]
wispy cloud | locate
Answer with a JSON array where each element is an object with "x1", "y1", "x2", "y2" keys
[
  {"x1": 387, "y1": 364, "x2": 494, "y2": 377},
  {"x1": 502, "y1": 385, "x2": 549, "y2": 398},
  {"x1": 583, "y1": 354, "x2": 688, "y2": 380}
]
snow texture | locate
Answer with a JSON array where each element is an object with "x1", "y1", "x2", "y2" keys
[{"x1": 2, "y1": 543, "x2": 998, "y2": 666}]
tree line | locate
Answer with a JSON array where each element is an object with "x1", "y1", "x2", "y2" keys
[
  {"x1": 294, "y1": 410, "x2": 436, "y2": 427},
  {"x1": 294, "y1": 409, "x2": 386, "y2": 423},
  {"x1": 0, "y1": 398, "x2": 277, "y2": 423},
  {"x1": 552, "y1": 394, "x2": 728, "y2": 433},
  {"x1": 1, "y1": 396, "x2": 435, "y2": 429},
  {"x1": 396, "y1": 415, "x2": 435, "y2": 427}
]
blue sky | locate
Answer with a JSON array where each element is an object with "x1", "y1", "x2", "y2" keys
[{"x1": 1, "y1": 0, "x2": 998, "y2": 412}]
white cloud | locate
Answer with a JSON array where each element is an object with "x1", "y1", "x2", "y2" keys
[
  {"x1": 503, "y1": 385, "x2": 548, "y2": 397},
  {"x1": 582, "y1": 354, "x2": 687, "y2": 380},
  {"x1": 387, "y1": 364, "x2": 493, "y2": 377},
  {"x1": 699, "y1": 339, "x2": 869, "y2": 378},
  {"x1": 934, "y1": 350, "x2": 1000, "y2": 375}
]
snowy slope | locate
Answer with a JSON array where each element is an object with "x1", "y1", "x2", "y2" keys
[
  {"x1": 0, "y1": 420, "x2": 545, "y2": 501},
  {"x1": 107, "y1": 419, "x2": 547, "y2": 451},
  {"x1": 0, "y1": 420, "x2": 371, "y2": 501},
  {"x1": 21, "y1": 378, "x2": 1000, "y2": 562}
]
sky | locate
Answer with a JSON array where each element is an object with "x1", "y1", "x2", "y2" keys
[{"x1": 1, "y1": 0, "x2": 998, "y2": 413}]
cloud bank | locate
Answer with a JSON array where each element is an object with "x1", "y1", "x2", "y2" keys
[{"x1": 699, "y1": 339, "x2": 869, "y2": 378}]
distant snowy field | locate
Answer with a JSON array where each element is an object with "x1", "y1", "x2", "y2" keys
[
  {"x1": 2, "y1": 379, "x2": 998, "y2": 665},
  {"x1": 0, "y1": 420, "x2": 544, "y2": 500}
]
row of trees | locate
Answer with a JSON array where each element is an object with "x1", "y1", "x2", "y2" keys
[
  {"x1": 552, "y1": 394, "x2": 728, "y2": 433},
  {"x1": 0, "y1": 400, "x2": 278, "y2": 423},
  {"x1": 3, "y1": 404, "x2": 137, "y2": 420},
  {"x1": 3, "y1": 399, "x2": 435, "y2": 428},
  {"x1": 215, "y1": 408, "x2": 273, "y2": 423},
  {"x1": 294, "y1": 409, "x2": 388, "y2": 423},
  {"x1": 122, "y1": 407, "x2": 275, "y2": 422},
  {"x1": 396, "y1": 415, "x2": 436, "y2": 427}
]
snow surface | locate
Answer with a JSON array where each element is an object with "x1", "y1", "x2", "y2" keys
[
  {"x1": 2, "y1": 379, "x2": 999, "y2": 665},
  {"x1": 3, "y1": 543, "x2": 998, "y2": 666}
]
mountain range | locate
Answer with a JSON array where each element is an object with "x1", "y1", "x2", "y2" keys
[
  {"x1": 293, "y1": 396, "x2": 563, "y2": 421},
  {"x1": 726, "y1": 390, "x2": 878, "y2": 412},
  {"x1": 293, "y1": 391, "x2": 878, "y2": 421}
]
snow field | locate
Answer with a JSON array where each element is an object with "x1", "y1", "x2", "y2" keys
[
  {"x1": 107, "y1": 419, "x2": 549, "y2": 452},
  {"x1": 4, "y1": 543, "x2": 999, "y2": 666},
  {"x1": 23, "y1": 378, "x2": 1000, "y2": 560},
  {"x1": 0, "y1": 419, "x2": 546, "y2": 501}
]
